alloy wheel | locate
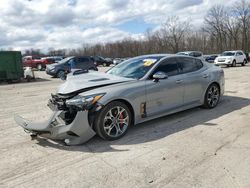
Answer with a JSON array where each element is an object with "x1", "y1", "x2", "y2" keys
[
  {"x1": 207, "y1": 85, "x2": 220, "y2": 108},
  {"x1": 103, "y1": 106, "x2": 129, "y2": 138}
]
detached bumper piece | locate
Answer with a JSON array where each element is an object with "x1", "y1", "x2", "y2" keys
[{"x1": 14, "y1": 110, "x2": 96, "y2": 145}]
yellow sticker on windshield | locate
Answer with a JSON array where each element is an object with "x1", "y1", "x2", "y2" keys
[{"x1": 143, "y1": 59, "x2": 157, "y2": 66}]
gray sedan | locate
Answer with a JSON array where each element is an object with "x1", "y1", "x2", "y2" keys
[{"x1": 15, "y1": 54, "x2": 225, "y2": 145}]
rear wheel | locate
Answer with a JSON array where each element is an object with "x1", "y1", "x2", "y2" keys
[
  {"x1": 103, "y1": 62, "x2": 107, "y2": 67},
  {"x1": 203, "y1": 83, "x2": 220, "y2": 109},
  {"x1": 242, "y1": 59, "x2": 247, "y2": 66},
  {"x1": 94, "y1": 101, "x2": 132, "y2": 140}
]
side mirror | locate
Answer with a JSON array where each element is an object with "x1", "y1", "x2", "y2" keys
[{"x1": 152, "y1": 71, "x2": 168, "y2": 82}]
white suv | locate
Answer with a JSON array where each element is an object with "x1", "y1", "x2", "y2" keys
[{"x1": 214, "y1": 50, "x2": 247, "y2": 67}]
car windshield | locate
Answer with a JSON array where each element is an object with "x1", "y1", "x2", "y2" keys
[
  {"x1": 98, "y1": 56, "x2": 105, "y2": 61},
  {"x1": 57, "y1": 57, "x2": 73, "y2": 64},
  {"x1": 177, "y1": 52, "x2": 188, "y2": 55},
  {"x1": 107, "y1": 56, "x2": 163, "y2": 79},
  {"x1": 221, "y1": 52, "x2": 235, "y2": 56}
]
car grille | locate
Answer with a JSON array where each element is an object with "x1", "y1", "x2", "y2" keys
[{"x1": 218, "y1": 59, "x2": 226, "y2": 62}]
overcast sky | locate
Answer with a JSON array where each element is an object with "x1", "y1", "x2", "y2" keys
[{"x1": 0, "y1": 0, "x2": 238, "y2": 51}]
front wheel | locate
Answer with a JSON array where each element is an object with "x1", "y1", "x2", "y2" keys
[
  {"x1": 232, "y1": 60, "x2": 236, "y2": 67},
  {"x1": 36, "y1": 64, "x2": 42, "y2": 71},
  {"x1": 89, "y1": 67, "x2": 98, "y2": 71},
  {"x1": 57, "y1": 70, "x2": 66, "y2": 79},
  {"x1": 94, "y1": 101, "x2": 132, "y2": 140},
  {"x1": 203, "y1": 83, "x2": 220, "y2": 109}
]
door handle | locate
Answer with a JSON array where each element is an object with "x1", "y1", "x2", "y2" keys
[
  {"x1": 203, "y1": 74, "x2": 208, "y2": 78},
  {"x1": 175, "y1": 80, "x2": 183, "y2": 84}
]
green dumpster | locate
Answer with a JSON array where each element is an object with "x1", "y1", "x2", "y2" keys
[{"x1": 0, "y1": 51, "x2": 24, "y2": 82}]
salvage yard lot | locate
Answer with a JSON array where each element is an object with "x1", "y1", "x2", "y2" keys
[{"x1": 0, "y1": 65, "x2": 250, "y2": 188}]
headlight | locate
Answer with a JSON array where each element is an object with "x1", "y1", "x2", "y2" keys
[
  {"x1": 50, "y1": 68, "x2": 55, "y2": 72},
  {"x1": 65, "y1": 93, "x2": 105, "y2": 109}
]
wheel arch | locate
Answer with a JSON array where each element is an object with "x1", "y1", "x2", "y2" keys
[
  {"x1": 210, "y1": 81, "x2": 221, "y2": 93},
  {"x1": 102, "y1": 98, "x2": 135, "y2": 126},
  {"x1": 203, "y1": 81, "x2": 221, "y2": 108},
  {"x1": 202, "y1": 81, "x2": 221, "y2": 103}
]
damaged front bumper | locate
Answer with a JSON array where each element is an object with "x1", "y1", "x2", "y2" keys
[{"x1": 14, "y1": 95, "x2": 98, "y2": 145}]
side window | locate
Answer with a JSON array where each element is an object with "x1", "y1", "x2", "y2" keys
[
  {"x1": 195, "y1": 59, "x2": 203, "y2": 69},
  {"x1": 194, "y1": 52, "x2": 202, "y2": 57},
  {"x1": 152, "y1": 58, "x2": 179, "y2": 77},
  {"x1": 76, "y1": 57, "x2": 90, "y2": 68},
  {"x1": 95, "y1": 56, "x2": 101, "y2": 61},
  {"x1": 189, "y1": 52, "x2": 195, "y2": 57},
  {"x1": 238, "y1": 52, "x2": 243, "y2": 55},
  {"x1": 177, "y1": 57, "x2": 202, "y2": 74},
  {"x1": 68, "y1": 58, "x2": 76, "y2": 68}
]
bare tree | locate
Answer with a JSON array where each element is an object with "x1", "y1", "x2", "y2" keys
[
  {"x1": 204, "y1": 5, "x2": 228, "y2": 52},
  {"x1": 233, "y1": 0, "x2": 250, "y2": 51},
  {"x1": 160, "y1": 16, "x2": 190, "y2": 53}
]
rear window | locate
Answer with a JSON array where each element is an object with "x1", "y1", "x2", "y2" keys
[
  {"x1": 177, "y1": 57, "x2": 203, "y2": 74},
  {"x1": 193, "y1": 52, "x2": 202, "y2": 57},
  {"x1": 78, "y1": 57, "x2": 90, "y2": 63},
  {"x1": 196, "y1": 59, "x2": 203, "y2": 69}
]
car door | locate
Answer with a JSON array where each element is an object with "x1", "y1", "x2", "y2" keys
[
  {"x1": 75, "y1": 57, "x2": 90, "y2": 70},
  {"x1": 237, "y1": 52, "x2": 244, "y2": 63},
  {"x1": 145, "y1": 58, "x2": 184, "y2": 117},
  {"x1": 177, "y1": 57, "x2": 209, "y2": 105}
]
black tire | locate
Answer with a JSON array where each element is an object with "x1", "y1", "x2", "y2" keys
[
  {"x1": 57, "y1": 70, "x2": 65, "y2": 78},
  {"x1": 103, "y1": 62, "x2": 107, "y2": 67},
  {"x1": 203, "y1": 83, "x2": 220, "y2": 109},
  {"x1": 89, "y1": 67, "x2": 97, "y2": 71},
  {"x1": 26, "y1": 75, "x2": 32, "y2": 82},
  {"x1": 94, "y1": 101, "x2": 132, "y2": 140},
  {"x1": 232, "y1": 60, "x2": 236, "y2": 67},
  {"x1": 36, "y1": 64, "x2": 43, "y2": 71},
  {"x1": 242, "y1": 59, "x2": 247, "y2": 66}
]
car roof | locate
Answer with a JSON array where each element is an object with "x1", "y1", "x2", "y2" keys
[
  {"x1": 223, "y1": 50, "x2": 243, "y2": 53},
  {"x1": 137, "y1": 54, "x2": 172, "y2": 58},
  {"x1": 177, "y1": 51, "x2": 202, "y2": 53}
]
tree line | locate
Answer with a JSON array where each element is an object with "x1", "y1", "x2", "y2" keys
[{"x1": 24, "y1": 0, "x2": 250, "y2": 58}]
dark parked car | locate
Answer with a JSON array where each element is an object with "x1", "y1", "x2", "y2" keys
[
  {"x1": 176, "y1": 51, "x2": 203, "y2": 57},
  {"x1": 245, "y1": 52, "x2": 250, "y2": 62},
  {"x1": 46, "y1": 56, "x2": 98, "y2": 78},
  {"x1": 92, "y1": 56, "x2": 112, "y2": 67},
  {"x1": 204, "y1": 54, "x2": 218, "y2": 63}
]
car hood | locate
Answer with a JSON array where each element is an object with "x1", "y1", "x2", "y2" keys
[
  {"x1": 57, "y1": 71, "x2": 134, "y2": 95},
  {"x1": 47, "y1": 63, "x2": 58, "y2": 69},
  {"x1": 217, "y1": 56, "x2": 233, "y2": 59}
]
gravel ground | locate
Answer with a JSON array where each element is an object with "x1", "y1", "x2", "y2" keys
[{"x1": 0, "y1": 65, "x2": 250, "y2": 188}]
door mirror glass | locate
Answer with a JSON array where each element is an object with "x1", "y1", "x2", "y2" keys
[{"x1": 153, "y1": 71, "x2": 168, "y2": 80}]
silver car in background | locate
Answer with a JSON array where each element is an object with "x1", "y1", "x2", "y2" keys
[{"x1": 15, "y1": 54, "x2": 225, "y2": 145}]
